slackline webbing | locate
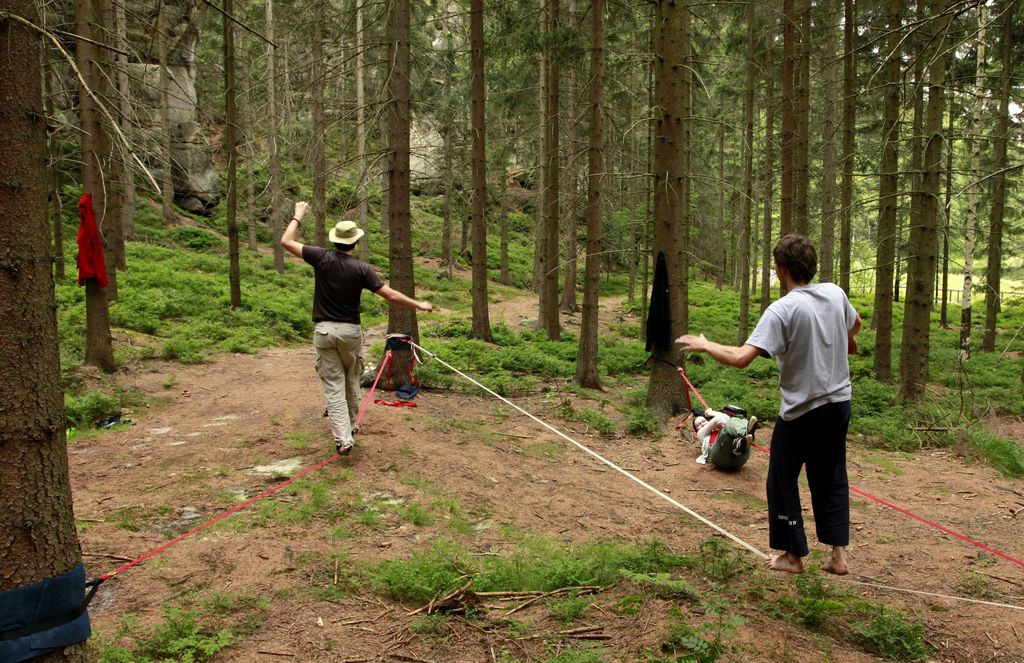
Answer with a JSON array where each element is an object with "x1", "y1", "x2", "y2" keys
[
  {"x1": 409, "y1": 341, "x2": 768, "y2": 559},
  {"x1": 99, "y1": 354, "x2": 393, "y2": 582},
  {"x1": 677, "y1": 365, "x2": 1024, "y2": 570},
  {"x1": 416, "y1": 342, "x2": 1024, "y2": 612}
]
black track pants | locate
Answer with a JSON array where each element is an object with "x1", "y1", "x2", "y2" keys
[{"x1": 766, "y1": 400, "x2": 851, "y2": 557}]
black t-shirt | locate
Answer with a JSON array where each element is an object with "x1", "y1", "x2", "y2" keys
[{"x1": 301, "y1": 246, "x2": 385, "y2": 324}]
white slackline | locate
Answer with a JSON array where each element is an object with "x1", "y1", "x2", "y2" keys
[
  {"x1": 837, "y1": 578, "x2": 1024, "y2": 612},
  {"x1": 413, "y1": 341, "x2": 1024, "y2": 613},
  {"x1": 411, "y1": 341, "x2": 769, "y2": 559}
]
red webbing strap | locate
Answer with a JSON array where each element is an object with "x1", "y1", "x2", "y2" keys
[
  {"x1": 100, "y1": 355, "x2": 398, "y2": 583},
  {"x1": 749, "y1": 441, "x2": 1024, "y2": 568},
  {"x1": 356, "y1": 350, "x2": 392, "y2": 427},
  {"x1": 677, "y1": 367, "x2": 709, "y2": 411},
  {"x1": 100, "y1": 453, "x2": 342, "y2": 581}
]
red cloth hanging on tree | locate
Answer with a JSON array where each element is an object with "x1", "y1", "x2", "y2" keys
[{"x1": 77, "y1": 192, "x2": 108, "y2": 287}]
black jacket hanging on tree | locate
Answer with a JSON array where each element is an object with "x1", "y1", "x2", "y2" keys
[{"x1": 646, "y1": 251, "x2": 672, "y2": 353}]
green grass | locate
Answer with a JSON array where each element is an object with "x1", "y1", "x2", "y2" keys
[{"x1": 367, "y1": 537, "x2": 687, "y2": 605}]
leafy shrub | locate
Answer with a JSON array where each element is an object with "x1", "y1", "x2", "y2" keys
[
  {"x1": 170, "y1": 227, "x2": 223, "y2": 250},
  {"x1": 624, "y1": 406, "x2": 659, "y2": 436},
  {"x1": 576, "y1": 409, "x2": 616, "y2": 435},
  {"x1": 851, "y1": 608, "x2": 931, "y2": 661},
  {"x1": 65, "y1": 390, "x2": 121, "y2": 428}
]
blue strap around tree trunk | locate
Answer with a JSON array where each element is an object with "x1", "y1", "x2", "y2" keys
[{"x1": 0, "y1": 563, "x2": 94, "y2": 662}]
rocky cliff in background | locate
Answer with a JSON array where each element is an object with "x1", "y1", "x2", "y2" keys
[{"x1": 126, "y1": 0, "x2": 219, "y2": 213}]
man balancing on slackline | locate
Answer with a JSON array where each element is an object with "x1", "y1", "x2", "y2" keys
[
  {"x1": 281, "y1": 201, "x2": 433, "y2": 455},
  {"x1": 676, "y1": 234, "x2": 862, "y2": 575}
]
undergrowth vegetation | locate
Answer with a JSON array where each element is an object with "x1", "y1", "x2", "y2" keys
[{"x1": 58, "y1": 188, "x2": 1023, "y2": 473}]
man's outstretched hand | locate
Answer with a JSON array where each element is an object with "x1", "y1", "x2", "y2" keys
[{"x1": 676, "y1": 333, "x2": 709, "y2": 353}]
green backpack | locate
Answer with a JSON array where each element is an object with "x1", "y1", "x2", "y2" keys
[{"x1": 707, "y1": 416, "x2": 752, "y2": 470}]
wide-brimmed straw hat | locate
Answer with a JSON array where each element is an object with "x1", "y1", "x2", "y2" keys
[{"x1": 328, "y1": 220, "x2": 365, "y2": 244}]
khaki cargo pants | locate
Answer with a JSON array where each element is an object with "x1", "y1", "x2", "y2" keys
[{"x1": 313, "y1": 321, "x2": 364, "y2": 447}]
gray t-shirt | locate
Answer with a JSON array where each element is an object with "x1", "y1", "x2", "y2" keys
[{"x1": 745, "y1": 282, "x2": 858, "y2": 421}]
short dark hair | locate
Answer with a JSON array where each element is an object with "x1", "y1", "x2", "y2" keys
[
  {"x1": 333, "y1": 242, "x2": 356, "y2": 252},
  {"x1": 773, "y1": 234, "x2": 817, "y2": 284}
]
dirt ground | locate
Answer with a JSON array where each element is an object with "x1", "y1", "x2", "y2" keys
[{"x1": 71, "y1": 295, "x2": 1024, "y2": 662}]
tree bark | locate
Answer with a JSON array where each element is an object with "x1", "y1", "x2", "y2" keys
[
  {"x1": 982, "y1": 0, "x2": 1014, "y2": 353},
  {"x1": 355, "y1": 0, "x2": 369, "y2": 259},
  {"x1": 386, "y1": 0, "x2": 419, "y2": 383},
  {"x1": 940, "y1": 78, "x2": 954, "y2": 329},
  {"x1": 114, "y1": 0, "x2": 135, "y2": 242},
  {"x1": 575, "y1": 0, "x2": 605, "y2": 390},
  {"x1": 761, "y1": 39, "x2": 775, "y2": 312},
  {"x1": 1, "y1": 7, "x2": 86, "y2": 658},
  {"x1": 716, "y1": 116, "x2": 725, "y2": 289},
  {"x1": 533, "y1": 0, "x2": 547, "y2": 295},
  {"x1": 646, "y1": 0, "x2": 689, "y2": 423},
  {"x1": 737, "y1": 0, "x2": 755, "y2": 343},
  {"x1": 224, "y1": 0, "x2": 241, "y2": 308},
  {"x1": 99, "y1": 0, "x2": 124, "y2": 286},
  {"x1": 794, "y1": 0, "x2": 810, "y2": 237},
  {"x1": 961, "y1": 4, "x2": 987, "y2": 360},
  {"x1": 468, "y1": 0, "x2": 492, "y2": 342},
  {"x1": 871, "y1": 0, "x2": 902, "y2": 383},
  {"x1": 44, "y1": 61, "x2": 65, "y2": 283},
  {"x1": 311, "y1": 0, "x2": 327, "y2": 249},
  {"x1": 266, "y1": 0, "x2": 285, "y2": 273},
  {"x1": 780, "y1": 0, "x2": 795, "y2": 240},
  {"x1": 839, "y1": 0, "x2": 855, "y2": 293},
  {"x1": 898, "y1": 0, "x2": 949, "y2": 402},
  {"x1": 77, "y1": 0, "x2": 116, "y2": 372},
  {"x1": 819, "y1": 0, "x2": 839, "y2": 283},
  {"x1": 157, "y1": 1, "x2": 176, "y2": 223},
  {"x1": 541, "y1": 0, "x2": 561, "y2": 339},
  {"x1": 560, "y1": 0, "x2": 579, "y2": 313}
]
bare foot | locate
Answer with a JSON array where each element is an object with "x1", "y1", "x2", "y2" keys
[
  {"x1": 766, "y1": 552, "x2": 804, "y2": 574},
  {"x1": 823, "y1": 547, "x2": 848, "y2": 575}
]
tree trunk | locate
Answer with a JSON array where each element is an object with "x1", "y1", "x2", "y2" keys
[
  {"x1": 646, "y1": 0, "x2": 689, "y2": 423},
  {"x1": 355, "y1": 0, "x2": 369, "y2": 259},
  {"x1": 0, "y1": 6, "x2": 85, "y2": 654},
  {"x1": 761, "y1": 39, "x2": 775, "y2": 312},
  {"x1": 468, "y1": 0, "x2": 492, "y2": 342},
  {"x1": 157, "y1": 1, "x2": 176, "y2": 223},
  {"x1": 575, "y1": 0, "x2": 605, "y2": 390},
  {"x1": 899, "y1": 0, "x2": 949, "y2": 402},
  {"x1": 940, "y1": 79, "x2": 953, "y2": 329},
  {"x1": 499, "y1": 159, "x2": 510, "y2": 285},
  {"x1": 541, "y1": 0, "x2": 561, "y2": 339},
  {"x1": 871, "y1": 0, "x2": 902, "y2": 383},
  {"x1": 839, "y1": 0, "x2": 855, "y2": 293},
  {"x1": 224, "y1": 0, "x2": 241, "y2": 308},
  {"x1": 533, "y1": 1, "x2": 547, "y2": 295},
  {"x1": 266, "y1": 0, "x2": 285, "y2": 274},
  {"x1": 246, "y1": 138, "x2": 258, "y2": 250},
  {"x1": 439, "y1": 14, "x2": 455, "y2": 271},
  {"x1": 99, "y1": 0, "x2": 124, "y2": 285},
  {"x1": 794, "y1": 0, "x2": 810, "y2": 237},
  {"x1": 961, "y1": 4, "x2": 987, "y2": 360},
  {"x1": 780, "y1": 0, "x2": 795, "y2": 239},
  {"x1": 982, "y1": 0, "x2": 1014, "y2": 353},
  {"x1": 819, "y1": 0, "x2": 839, "y2": 283},
  {"x1": 898, "y1": 0, "x2": 926, "y2": 313},
  {"x1": 311, "y1": 1, "x2": 327, "y2": 249},
  {"x1": 77, "y1": 0, "x2": 116, "y2": 372},
  {"x1": 114, "y1": 0, "x2": 135, "y2": 242},
  {"x1": 560, "y1": 0, "x2": 579, "y2": 314},
  {"x1": 44, "y1": 62, "x2": 65, "y2": 283},
  {"x1": 386, "y1": 0, "x2": 419, "y2": 383},
  {"x1": 717, "y1": 117, "x2": 725, "y2": 289},
  {"x1": 737, "y1": 0, "x2": 755, "y2": 343}
]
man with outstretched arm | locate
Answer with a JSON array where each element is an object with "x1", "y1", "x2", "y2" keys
[
  {"x1": 281, "y1": 201, "x2": 433, "y2": 455},
  {"x1": 676, "y1": 234, "x2": 862, "y2": 575}
]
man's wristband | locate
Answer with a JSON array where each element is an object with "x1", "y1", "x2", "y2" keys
[{"x1": 291, "y1": 217, "x2": 300, "y2": 223}]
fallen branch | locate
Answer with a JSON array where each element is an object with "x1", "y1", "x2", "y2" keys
[
  {"x1": 407, "y1": 579, "x2": 477, "y2": 616},
  {"x1": 255, "y1": 650, "x2": 295, "y2": 658},
  {"x1": 81, "y1": 552, "x2": 133, "y2": 562},
  {"x1": 506, "y1": 586, "x2": 604, "y2": 615}
]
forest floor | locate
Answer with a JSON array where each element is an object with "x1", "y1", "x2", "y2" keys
[{"x1": 71, "y1": 289, "x2": 1024, "y2": 662}]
